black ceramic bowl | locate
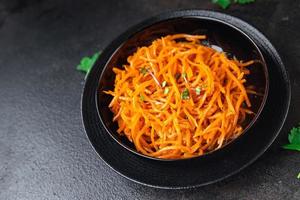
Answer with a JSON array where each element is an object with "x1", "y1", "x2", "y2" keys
[
  {"x1": 82, "y1": 10, "x2": 290, "y2": 188},
  {"x1": 97, "y1": 15, "x2": 269, "y2": 161}
]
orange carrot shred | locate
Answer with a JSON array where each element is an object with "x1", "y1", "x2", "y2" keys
[{"x1": 104, "y1": 34, "x2": 254, "y2": 159}]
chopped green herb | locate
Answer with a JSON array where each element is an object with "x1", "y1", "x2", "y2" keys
[
  {"x1": 297, "y1": 172, "x2": 300, "y2": 179},
  {"x1": 212, "y1": 0, "x2": 231, "y2": 9},
  {"x1": 196, "y1": 87, "x2": 201, "y2": 95},
  {"x1": 212, "y1": 0, "x2": 255, "y2": 9},
  {"x1": 175, "y1": 73, "x2": 181, "y2": 80},
  {"x1": 140, "y1": 95, "x2": 145, "y2": 101},
  {"x1": 182, "y1": 72, "x2": 187, "y2": 78},
  {"x1": 234, "y1": 0, "x2": 255, "y2": 4},
  {"x1": 164, "y1": 87, "x2": 170, "y2": 95},
  {"x1": 181, "y1": 88, "x2": 190, "y2": 100},
  {"x1": 282, "y1": 124, "x2": 300, "y2": 151},
  {"x1": 162, "y1": 81, "x2": 167, "y2": 87},
  {"x1": 140, "y1": 67, "x2": 148, "y2": 75},
  {"x1": 77, "y1": 52, "x2": 101, "y2": 78},
  {"x1": 201, "y1": 40, "x2": 210, "y2": 46}
]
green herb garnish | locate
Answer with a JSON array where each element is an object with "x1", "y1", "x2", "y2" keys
[
  {"x1": 212, "y1": 0, "x2": 255, "y2": 9},
  {"x1": 181, "y1": 88, "x2": 190, "y2": 100},
  {"x1": 140, "y1": 95, "x2": 145, "y2": 101},
  {"x1": 182, "y1": 73, "x2": 187, "y2": 78},
  {"x1": 164, "y1": 87, "x2": 170, "y2": 95},
  {"x1": 162, "y1": 81, "x2": 167, "y2": 87},
  {"x1": 234, "y1": 0, "x2": 255, "y2": 4},
  {"x1": 201, "y1": 40, "x2": 210, "y2": 46},
  {"x1": 140, "y1": 67, "x2": 148, "y2": 75},
  {"x1": 282, "y1": 124, "x2": 300, "y2": 151},
  {"x1": 212, "y1": 0, "x2": 231, "y2": 9},
  {"x1": 283, "y1": 124, "x2": 300, "y2": 179},
  {"x1": 77, "y1": 52, "x2": 101, "y2": 78},
  {"x1": 196, "y1": 87, "x2": 201, "y2": 95}
]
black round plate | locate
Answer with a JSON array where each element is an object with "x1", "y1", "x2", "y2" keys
[{"x1": 82, "y1": 10, "x2": 291, "y2": 189}]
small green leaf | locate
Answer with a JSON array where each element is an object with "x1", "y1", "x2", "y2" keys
[
  {"x1": 140, "y1": 94, "x2": 145, "y2": 101},
  {"x1": 162, "y1": 81, "x2": 167, "y2": 87},
  {"x1": 164, "y1": 87, "x2": 170, "y2": 95},
  {"x1": 77, "y1": 52, "x2": 101, "y2": 78},
  {"x1": 234, "y1": 0, "x2": 255, "y2": 4},
  {"x1": 288, "y1": 127, "x2": 300, "y2": 144},
  {"x1": 182, "y1": 72, "x2": 187, "y2": 78},
  {"x1": 181, "y1": 88, "x2": 190, "y2": 100},
  {"x1": 282, "y1": 144, "x2": 300, "y2": 151},
  {"x1": 140, "y1": 67, "x2": 148, "y2": 75},
  {"x1": 212, "y1": 0, "x2": 231, "y2": 9},
  {"x1": 196, "y1": 87, "x2": 201, "y2": 95},
  {"x1": 282, "y1": 125, "x2": 300, "y2": 179},
  {"x1": 283, "y1": 124, "x2": 300, "y2": 151},
  {"x1": 212, "y1": 0, "x2": 255, "y2": 9}
]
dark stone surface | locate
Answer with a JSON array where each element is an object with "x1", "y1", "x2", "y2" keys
[{"x1": 0, "y1": 0, "x2": 299, "y2": 199}]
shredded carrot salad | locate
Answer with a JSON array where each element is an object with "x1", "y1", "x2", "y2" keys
[{"x1": 104, "y1": 34, "x2": 254, "y2": 159}]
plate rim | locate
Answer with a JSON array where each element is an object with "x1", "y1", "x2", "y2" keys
[
  {"x1": 81, "y1": 9, "x2": 291, "y2": 189},
  {"x1": 95, "y1": 12, "x2": 270, "y2": 162}
]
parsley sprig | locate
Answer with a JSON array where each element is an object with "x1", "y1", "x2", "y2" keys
[
  {"x1": 282, "y1": 124, "x2": 300, "y2": 179},
  {"x1": 282, "y1": 124, "x2": 300, "y2": 151},
  {"x1": 77, "y1": 52, "x2": 101, "y2": 78},
  {"x1": 212, "y1": 0, "x2": 255, "y2": 9}
]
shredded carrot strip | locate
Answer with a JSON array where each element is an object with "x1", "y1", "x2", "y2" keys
[{"x1": 104, "y1": 34, "x2": 254, "y2": 159}]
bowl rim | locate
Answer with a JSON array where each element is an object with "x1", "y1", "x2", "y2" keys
[{"x1": 96, "y1": 14, "x2": 270, "y2": 162}]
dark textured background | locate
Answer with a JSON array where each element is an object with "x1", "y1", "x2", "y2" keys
[{"x1": 0, "y1": 0, "x2": 299, "y2": 199}]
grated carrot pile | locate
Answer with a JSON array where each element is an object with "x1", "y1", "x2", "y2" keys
[{"x1": 104, "y1": 34, "x2": 254, "y2": 159}]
